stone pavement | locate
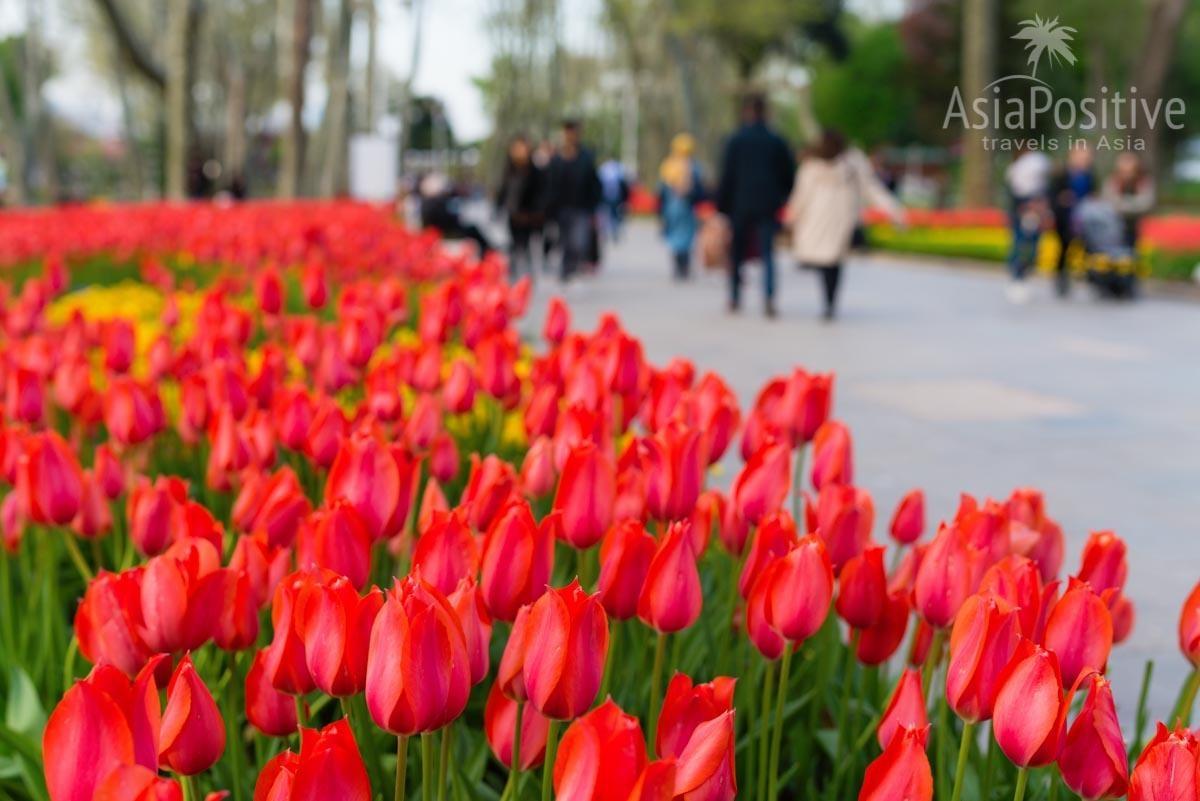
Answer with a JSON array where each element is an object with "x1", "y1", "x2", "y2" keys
[{"x1": 517, "y1": 218, "x2": 1200, "y2": 720}]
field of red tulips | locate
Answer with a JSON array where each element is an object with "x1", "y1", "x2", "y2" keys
[{"x1": 1, "y1": 200, "x2": 1199, "y2": 801}]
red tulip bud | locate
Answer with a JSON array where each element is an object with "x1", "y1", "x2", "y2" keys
[
  {"x1": 159, "y1": 654, "x2": 226, "y2": 775},
  {"x1": 877, "y1": 669, "x2": 928, "y2": 750},
  {"x1": 638, "y1": 521, "x2": 703, "y2": 634}
]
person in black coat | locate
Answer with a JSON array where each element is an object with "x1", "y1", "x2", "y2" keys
[
  {"x1": 544, "y1": 119, "x2": 602, "y2": 282},
  {"x1": 495, "y1": 134, "x2": 546, "y2": 281},
  {"x1": 716, "y1": 94, "x2": 796, "y2": 318}
]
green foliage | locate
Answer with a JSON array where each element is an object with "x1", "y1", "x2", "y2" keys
[
  {"x1": 672, "y1": 0, "x2": 833, "y2": 78},
  {"x1": 810, "y1": 23, "x2": 919, "y2": 148}
]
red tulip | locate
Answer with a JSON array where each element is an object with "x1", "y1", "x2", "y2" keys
[
  {"x1": 1058, "y1": 673, "x2": 1128, "y2": 800},
  {"x1": 810, "y1": 420, "x2": 853, "y2": 489},
  {"x1": 554, "y1": 442, "x2": 616, "y2": 549},
  {"x1": 462, "y1": 454, "x2": 517, "y2": 532},
  {"x1": 75, "y1": 570, "x2": 153, "y2": 677},
  {"x1": 412, "y1": 510, "x2": 479, "y2": 596},
  {"x1": 253, "y1": 720, "x2": 371, "y2": 801},
  {"x1": 814, "y1": 484, "x2": 874, "y2": 574},
  {"x1": 324, "y1": 430, "x2": 399, "y2": 541},
  {"x1": 1077, "y1": 530, "x2": 1128, "y2": 594},
  {"x1": 858, "y1": 726, "x2": 932, "y2": 801},
  {"x1": 93, "y1": 765, "x2": 182, "y2": 801},
  {"x1": 480, "y1": 500, "x2": 555, "y2": 622},
  {"x1": 856, "y1": 589, "x2": 912, "y2": 666},
  {"x1": 641, "y1": 424, "x2": 707, "y2": 522},
  {"x1": 442, "y1": 358, "x2": 478, "y2": 414},
  {"x1": 246, "y1": 650, "x2": 298, "y2": 737},
  {"x1": 498, "y1": 605, "x2": 533, "y2": 702},
  {"x1": 1180, "y1": 580, "x2": 1200, "y2": 667},
  {"x1": 159, "y1": 654, "x2": 226, "y2": 775},
  {"x1": 992, "y1": 640, "x2": 1070, "y2": 768},
  {"x1": 762, "y1": 536, "x2": 834, "y2": 644},
  {"x1": 837, "y1": 545, "x2": 888, "y2": 630},
  {"x1": 366, "y1": 576, "x2": 471, "y2": 734},
  {"x1": 889, "y1": 489, "x2": 924, "y2": 545},
  {"x1": 638, "y1": 521, "x2": 703, "y2": 634},
  {"x1": 737, "y1": 511, "x2": 797, "y2": 599},
  {"x1": 296, "y1": 501, "x2": 372, "y2": 589},
  {"x1": 263, "y1": 572, "x2": 317, "y2": 696},
  {"x1": 520, "y1": 436, "x2": 557, "y2": 498},
  {"x1": 730, "y1": 441, "x2": 791, "y2": 526},
  {"x1": 212, "y1": 569, "x2": 260, "y2": 651},
  {"x1": 523, "y1": 580, "x2": 609, "y2": 720},
  {"x1": 93, "y1": 444, "x2": 126, "y2": 500},
  {"x1": 1128, "y1": 723, "x2": 1199, "y2": 801},
  {"x1": 21, "y1": 430, "x2": 84, "y2": 526},
  {"x1": 877, "y1": 669, "x2": 928, "y2": 750},
  {"x1": 483, "y1": 681, "x2": 550, "y2": 770},
  {"x1": 1042, "y1": 577, "x2": 1114, "y2": 688},
  {"x1": 126, "y1": 476, "x2": 188, "y2": 556},
  {"x1": 302, "y1": 263, "x2": 327, "y2": 309},
  {"x1": 783, "y1": 369, "x2": 833, "y2": 445},
  {"x1": 296, "y1": 575, "x2": 382, "y2": 697},
  {"x1": 978, "y1": 555, "x2": 1044, "y2": 640},
  {"x1": 74, "y1": 469, "x2": 114, "y2": 539},
  {"x1": 693, "y1": 372, "x2": 739, "y2": 465},
  {"x1": 7, "y1": 364, "x2": 44, "y2": 424},
  {"x1": 304, "y1": 399, "x2": 346, "y2": 470},
  {"x1": 448, "y1": 577, "x2": 493, "y2": 686},
  {"x1": 553, "y1": 700, "x2": 647, "y2": 801},
  {"x1": 44, "y1": 680, "x2": 138, "y2": 801},
  {"x1": 945, "y1": 594, "x2": 1020, "y2": 722},
  {"x1": 656, "y1": 674, "x2": 737, "y2": 801},
  {"x1": 597, "y1": 519, "x2": 657, "y2": 621},
  {"x1": 543, "y1": 296, "x2": 570, "y2": 344},
  {"x1": 913, "y1": 523, "x2": 980, "y2": 629},
  {"x1": 139, "y1": 538, "x2": 224, "y2": 654},
  {"x1": 105, "y1": 379, "x2": 162, "y2": 446}
]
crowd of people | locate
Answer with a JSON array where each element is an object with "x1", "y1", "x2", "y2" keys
[
  {"x1": 1007, "y1": 143, "x2": 1154, "y2": 302},
  {"x1": 417, "y1": 94, "x2": 1156, "y2": 320}
]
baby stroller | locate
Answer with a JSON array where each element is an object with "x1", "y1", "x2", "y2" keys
[{"x1": 1067, "y1": 197, "x2": 1145, "y2": 299}]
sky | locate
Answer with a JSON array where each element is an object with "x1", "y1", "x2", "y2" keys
[{"x1": 0, "y1": 0, "x2": 903, "y2": 142}]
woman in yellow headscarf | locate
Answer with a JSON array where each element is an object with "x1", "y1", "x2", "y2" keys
[{"x1": 658, "y1": 133, "x2": 704, "y2": 280}]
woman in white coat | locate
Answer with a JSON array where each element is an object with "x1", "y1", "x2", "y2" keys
[{"x1": 784, "y1": 130, "x2": 904, "y2": 320}]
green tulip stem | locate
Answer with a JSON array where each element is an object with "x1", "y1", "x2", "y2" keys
[
  {"x1": 394, "y1": 734, "x2": 409, "y2": 801},
  {"x1": 767, "y1": 644, "x2": 795, "y2": 801},
  {"x1": 647, "y1": 631, "x2": 667, "y2": 756},
  {"x1": 1171, "y1": 667, "x2": 1200, "y2": 727},
  {"x1": 1013, "y1": 767, "x2": 1029, "y2": 801},
  {"x1": 541, "y1": 720, "x2": 561, "y2": 801},
  {"x1": 950, "y1": 721, "x2": 976, "y2": 801}
]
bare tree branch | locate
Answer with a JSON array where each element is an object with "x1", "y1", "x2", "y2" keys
[{"x1": 90, "y1": 0, "x2": 166, "y2": 89}]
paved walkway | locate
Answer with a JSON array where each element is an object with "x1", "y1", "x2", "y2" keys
[{"x1": 519, "y1": 219, "x2": 1200, "y2": 719}]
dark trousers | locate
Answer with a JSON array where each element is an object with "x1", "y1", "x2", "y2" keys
[
  {"x1": 672, "y1": 250, "x2": 691, "y2": 280},
  {"x1": 730, "y1": 218, "x2": 778, "y2": 307},
  {"x1": 558, "y1": 210, "x2": 593, "y2": 281},
  {"x1": 509, "y1": 225, "x2": 535, "y2": 280},
  {"x1": 817, "y1": 264, "x2": 842, "y2": 315}
]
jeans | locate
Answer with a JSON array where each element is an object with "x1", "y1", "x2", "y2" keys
[
  {"x1": 1008, "y1": 198, "x2": 1042, "y2": 281},
  {"x1": 508, "y1": 226, "x2": 534, "y2": 281},
  {"x1": 730, "y1": 219, "x2": 778, "y2": 307},
  {"x1": 558, "y1": 210, "x2": 593, "y2": 281}
]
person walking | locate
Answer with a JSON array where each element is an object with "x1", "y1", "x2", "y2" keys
[
  {"x1": 784, "y1": 129, "x2": 903, "y2": 321},
  {"x1": 598, "y1": 156, "x2": 630, "y2": 242},
  {"x1": 1049, "y1": 142, "x2": 1095, "y2": 297},
  {"x1": 1104, "y1": 152, "x2": 1155, "y2": 250},
  {"x1": 1004, "y1": 143, "x2": 1052, "y2": 303},
  {"x1": 657, "y1": 133, "x2": 705, "y2": 280},
  {"x1": 545, "y1": 119, "x2": 601, "y2": 283},
  {"x1": 494, "y1": 134, "x2": 546, "y2": 282},
  {"x1": 716, "y1": 94, "x2": 796, "y2": 318}
]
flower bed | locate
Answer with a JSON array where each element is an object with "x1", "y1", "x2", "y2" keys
[{"x1": 0, "y1": 201, "x2": 1196, "y2": 801}]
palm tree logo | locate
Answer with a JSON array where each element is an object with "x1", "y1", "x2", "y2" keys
[{"x1": 1013, "y1": 16, "x2": 1077, "y2": 78}]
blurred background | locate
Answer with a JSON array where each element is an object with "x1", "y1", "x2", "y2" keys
[{"x1": 0, "y1": 0, "x2": 1194, "y2": 206}]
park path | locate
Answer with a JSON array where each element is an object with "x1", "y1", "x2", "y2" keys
[{"x1": 516, "y1": 219, "x2": 1200, "y2": 720}]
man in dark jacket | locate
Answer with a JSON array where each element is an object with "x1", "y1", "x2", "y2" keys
[
  {"x1": 545, "y1": 119, "x2": 602, "y2": 282},
  {"x1": 717, "y1": 94, "x2": 796, "y2": 317}
]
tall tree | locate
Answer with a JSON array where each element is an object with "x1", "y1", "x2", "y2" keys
[
  {"x1": 319, "y1": 0, "x2": 354, "y2": 195},
  {"x1": 278, "y1": 0, "x2": 314, "y2": 197},
  {"x1": 959, "y1": 0, "x2": 994, "y2": 206},
  {"x1": 164, "y1": 0, "x2": 198, "y2": 199},
  {"x1": 1133, "y1": 0, "x2": 1190, "y2": 176}
]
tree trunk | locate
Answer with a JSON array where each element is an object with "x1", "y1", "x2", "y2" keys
[
  {"x1": 1133, "y1": 0, "x2": 1189, "y2": 177},
  {"x1": 23, "y1": 0, "x2": 58, "y2": 202},
  {"x1": 959, "y1": 0, "x2": 994, "y2": 207},
  {"x1": 397, "y1": 0, "x2": 426, "y2": 178},
  {"x1": 278, "y1": 0, "x2": 314, "y2": 198},
  {"x1": 224, "y1": 62, "x2": 247, "y2": 188},
  {"x1": 113, "y1": 41, "x2": 146, "y2": 199},
  {"x1": 0, "y1": 56, "x2": 26, "y2": 205},
  {"x1": 319, "y1": 0, "x2": 354, "y2": 196},
  {"x1": 363, "y1": 0, "x2": 378, "y2": 132},
  {"x1": 164, "y1": 0, "x2": 194, "y2": 200}
]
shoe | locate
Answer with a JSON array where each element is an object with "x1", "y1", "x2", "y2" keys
[
  {"x1": 765, "y1": 300, "x2": 777, "y2": 319},
  {"x1": 821, "y1": 308, "x2": 835, "y2": 322},
  {"x1": 727, "y1": 300, "x2": 741, "y2": 314}
]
